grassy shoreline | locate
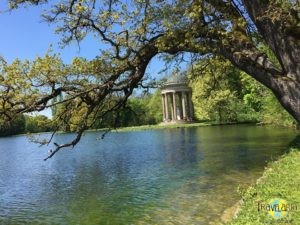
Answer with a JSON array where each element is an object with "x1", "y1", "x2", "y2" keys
[
  {"x1": 86, "y1": 121, "x2": 258, "y2": 133},
  {"x1": 91, "y1": 122, "x2": 211, "y2": 132},
  {"x1": 227, "y1": 148, "x2": 300, "y2": 225}
]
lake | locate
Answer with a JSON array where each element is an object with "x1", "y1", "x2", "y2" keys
[{"x1": 0, "y1": 125, "x2": 297, "y2": 224}]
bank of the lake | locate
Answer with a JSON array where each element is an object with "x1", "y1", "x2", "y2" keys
[
  {"x1": 89, "y1": 121, "x2": 260, "y2": 133},
  {"x1": 228, "y1": 148, "x2": 300, "y2": 225},
  {"x1": 109, "y1": 122, "x2": 211, "y2": 132},
  {"x1": 5, "y1": 122, "x2": 233, "y2": 137}
]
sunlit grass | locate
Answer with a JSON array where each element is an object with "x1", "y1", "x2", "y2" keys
[{"x1": 228, "y1": 148, "x2": 300, "y2": 225}]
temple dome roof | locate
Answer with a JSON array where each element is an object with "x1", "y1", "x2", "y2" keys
[
  {"x1": 164, "y1": 72, "x2": 187, "y2": 85},
  {"x1": 160, "y1": 72, "x2": 191, "y2": 93}
]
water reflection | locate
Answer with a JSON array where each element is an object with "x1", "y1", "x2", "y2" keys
[{"x1": 0, "y1": 125, "x2": 297, "y2": 224}]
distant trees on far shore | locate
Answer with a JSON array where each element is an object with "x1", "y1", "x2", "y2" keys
[
  {"x1": 0, "y1": 91, "x2": 162, "y2": 137},
  {"x1": 0, "y1": 115, "x2": 53, "y2": 137}
]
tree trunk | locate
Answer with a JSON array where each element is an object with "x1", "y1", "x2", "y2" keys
[
  {"x1": 226, "y1": 0, "x2": 300, "y2": 125},
  {"x1": 272, "y1": 78, "x2": 300, "y2": 125}
]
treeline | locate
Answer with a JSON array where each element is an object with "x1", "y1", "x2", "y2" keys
[
  {"x1": 51, "y1": 91, "x2": 163, "y2": 133},
  {"x1": 0, "y1": 115, "x2": 53, "y2": 137},
  {"x1": 0, "y1": 91, "x2": 162, "y2": 137},
  {"x1": 102, "y1": 91, "x2": 162, "y2": 128}
]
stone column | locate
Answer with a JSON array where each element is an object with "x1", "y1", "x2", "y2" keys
[
  {"x1": 170, "y1": 93, "x2": 174, "y2": 120},
  {"x1": 182, "y1": 91, "x2": 186, "y2": 120},
  {"x1": 186, "y1": 92, "x2": 190, "y2": 118},
  {"x1": 161, "y1": 94, "x2": 165, "y2": 121},
  {"x1": 178, "y1": 92, "x2": 183, "y2": 120},
  {"x1": 173, "y1": 92, "x2": 177, "y2": 121},
  {"x1": 164, "y1": 93, "x2": 169, "y2": 121},
  {"x1": 187, "y1": 91, "x2": 193, "y2": 120}
]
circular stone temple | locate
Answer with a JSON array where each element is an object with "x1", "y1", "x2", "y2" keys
[{"x1": 160, "y1": 74, "x2": 194, "y2": 123}]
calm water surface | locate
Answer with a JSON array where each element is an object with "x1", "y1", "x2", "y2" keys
[{"x1": 0, "y1": 125, "x2": 297, "y2": 224}]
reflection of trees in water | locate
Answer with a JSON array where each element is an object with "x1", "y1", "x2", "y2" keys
[
  {"x1": 160, "y1": 128, "x2": 200, "y2": 168},
  {"x1": 195, "y1": 125, "x2": 297, "y2": 175}
]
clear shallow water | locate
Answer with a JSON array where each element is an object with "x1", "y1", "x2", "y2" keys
[{"x1": 0, "y1": 125, "x2": 297, "y2": 225}]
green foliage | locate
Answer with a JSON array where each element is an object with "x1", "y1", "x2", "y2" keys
[
  {"x1": 144, "y1": 90, "x2": 163, "y2": 124},
  {"x1": 189, "y1": 57, "x2": 258, "y2": 123},
  {"x1": 260, "y1": 94, "x2": 295, "y2": 127},
  {"x1": 239, "y1": 72, "x2": 265, "y2": 112},
  {"x1": 188, "y1": 57, "x2": 296, "y2": 126},
  {"x1": 118, "y1": 97, "x2": 149, "y2": 127},
  {"x1": 25, "y1": 115, "x2": 53, "y2": 133},
  {"x1": 1, "y1": 0, "x2": 299, "y2": 158},
  {"x1": 0, "y1": 114, "x2": 25, "y2": 136},
  {"x1": 0, "y1": 113, "x2": 53, "y2": 136},
  {"x1": 96, "y1": 90, "x2": 162, "y2": 128},
  {"x1": 51, "y1": 90, "x2": 164, "y2": 131}
]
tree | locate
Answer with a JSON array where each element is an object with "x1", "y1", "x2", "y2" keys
[
  {"x1": 0, "y1": 0, "x2": 299, "y2": 159},
  {"x1": 0, "y1": 114, "x2": 25, "y2": 136},
  {"x1": 188, "y1": 56, "x2": 295, "y2": 125},
  {"x1": 189, "y1": 57, "x2": 255, "y2": 123},
  {"x1": 25, "y1": 115, "x2": 53, "y2": 133},
  {"x1": 145, "y1": 90, "x2": 163, "y2": 124}
]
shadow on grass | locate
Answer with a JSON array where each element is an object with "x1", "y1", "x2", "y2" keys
[{"x1": 288, "y1": 135, "x2": 300, "y2": 149}]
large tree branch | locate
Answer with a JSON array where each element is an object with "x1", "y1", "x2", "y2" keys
[{"x1": 243, "y1": 0, "x2": 300, "y2": 82}]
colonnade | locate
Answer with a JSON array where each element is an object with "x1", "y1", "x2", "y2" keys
[{"x1": 161, "y1": 91, "x2": 193, "y2": 122}]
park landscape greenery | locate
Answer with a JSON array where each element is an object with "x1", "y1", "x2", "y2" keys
[
  {"x1": 228, "y1": 148, "x2": 300, "y2": 225},
  {"x1": 0, "y1": 55, "x2": 296, "y2": 136},
  {"x1": 0, "y1": 58, "x2": 296, "y2": 136},
  {"x1": 0, "y1": 1, "x2": 298, "y2": 158},
  {"x1": 0, "y1": 1, "x2": 299, "y2": 224}
]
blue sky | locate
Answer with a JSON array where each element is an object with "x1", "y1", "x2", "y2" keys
[
  {"x1": 0, "y1": 2, "x2": 174, "y2": 65},
  {"x1": 0, "y1": 2, "x2": 106, "y2": 63},
  {"x1": 0, "y1": 2, "x2": 172, "y2": 76},
  {"x1": 0, "y1": 2, "x2": 187, "y2": 117}
]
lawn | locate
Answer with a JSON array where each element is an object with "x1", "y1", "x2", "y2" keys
[{"x1": 228, "y1": 148, "x2": 300, "y2": 225}]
